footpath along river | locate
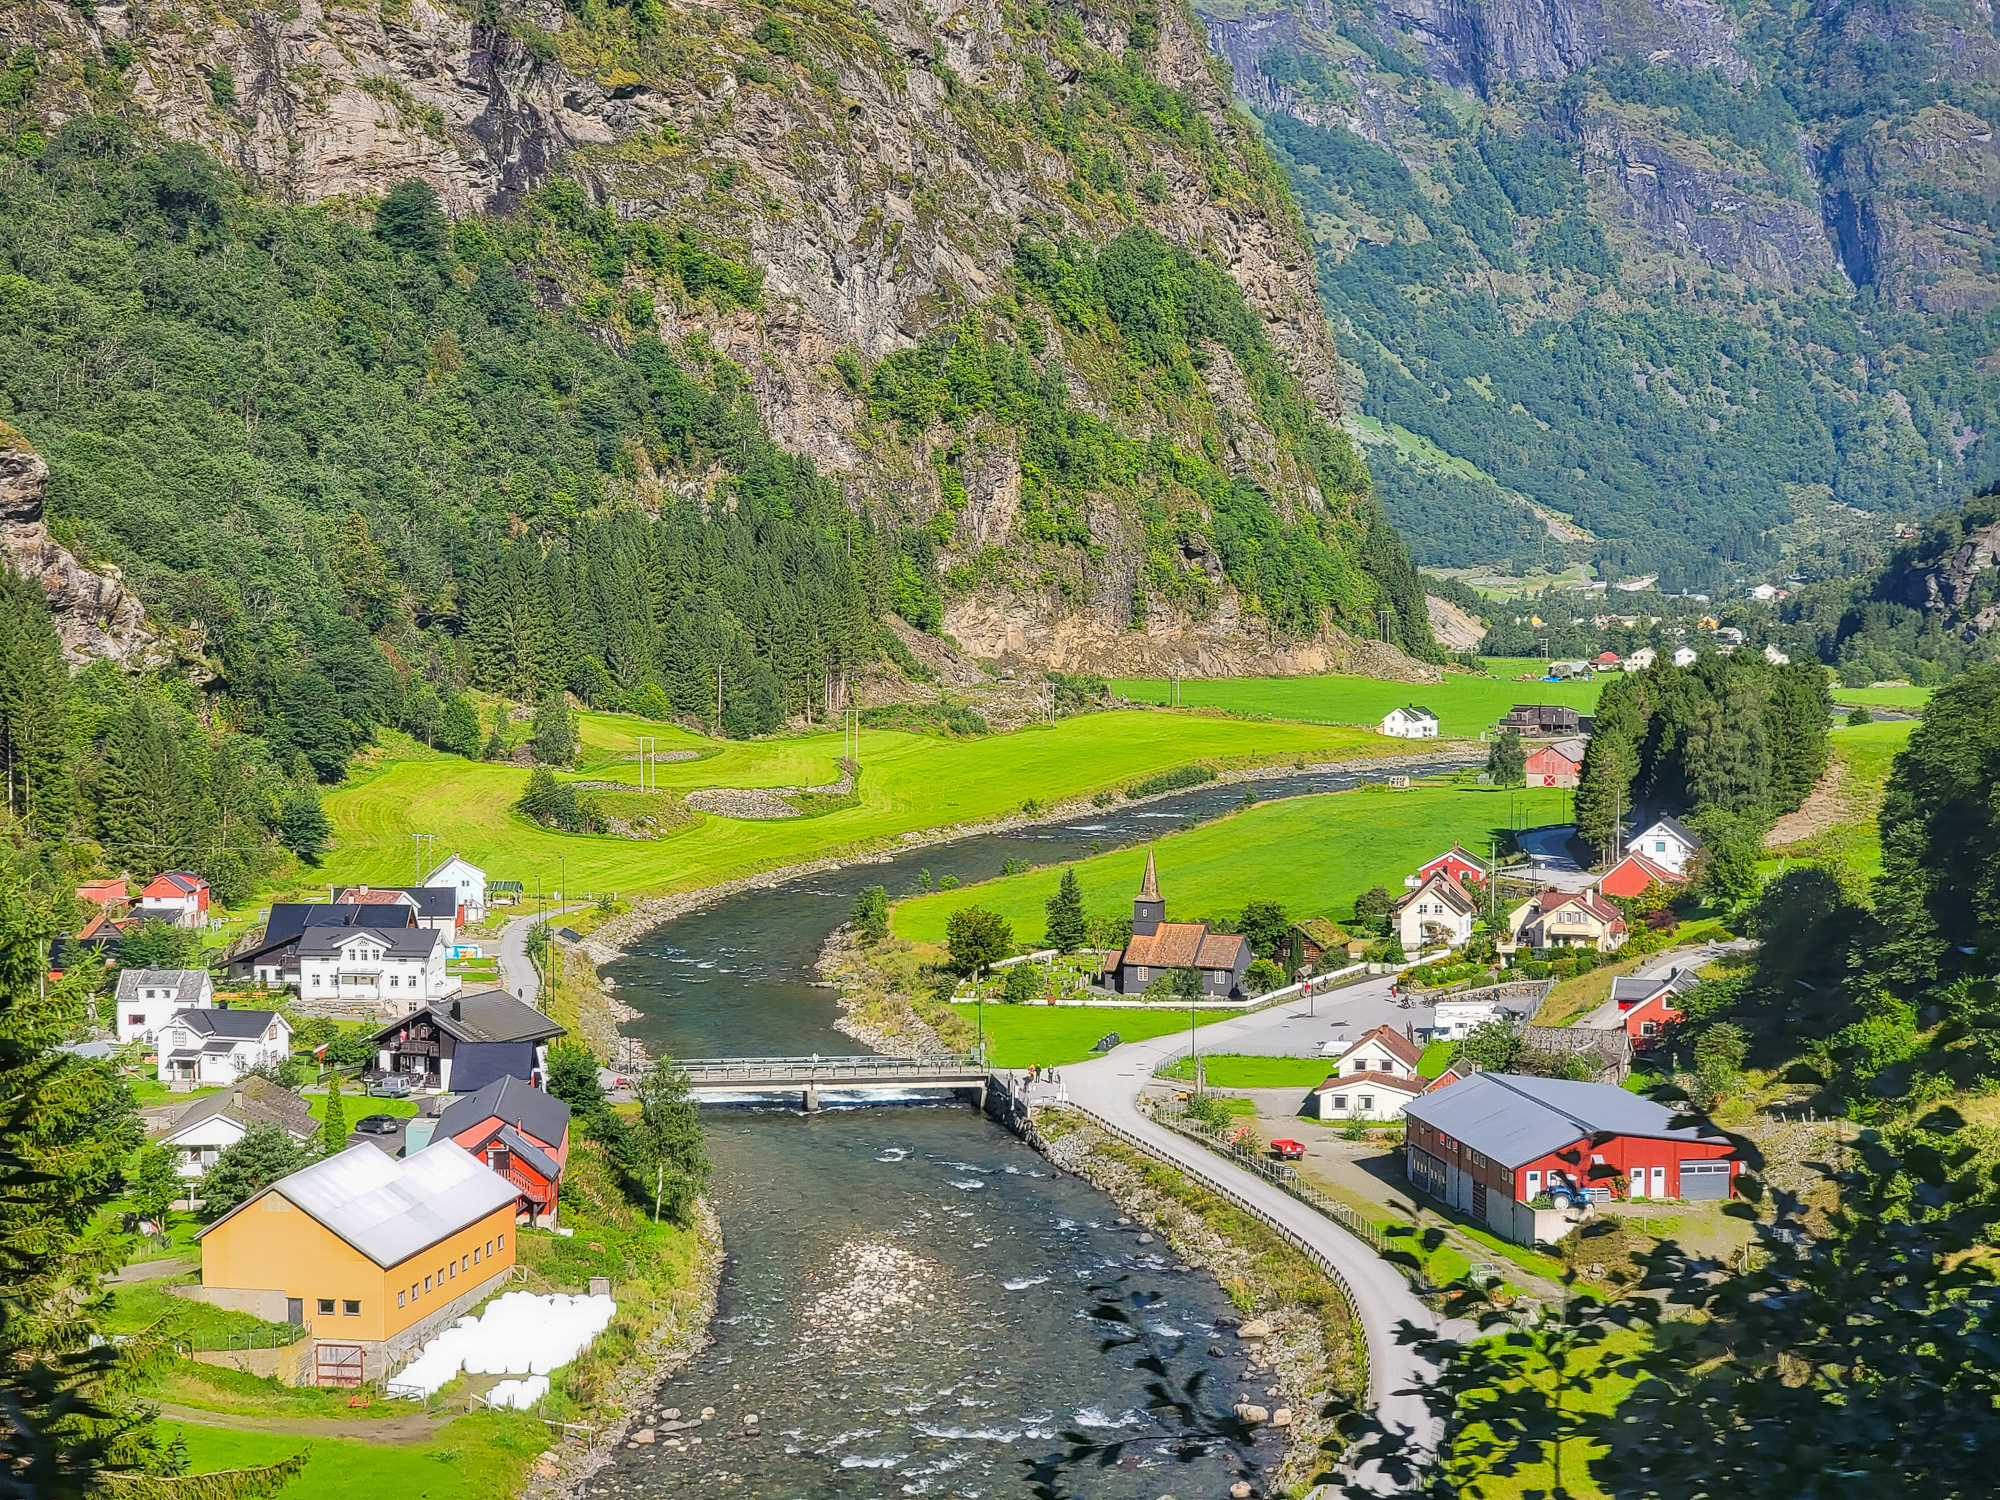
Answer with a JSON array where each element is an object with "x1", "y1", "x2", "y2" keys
[{"x1": 595, "y1": 758, "x2": 1469, "y2": 1498}]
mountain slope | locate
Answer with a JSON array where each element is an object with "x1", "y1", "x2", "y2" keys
[
  {"x1": 0, "y1": 0, "x2": 1440, "y2": 676},
  {"x1": 1195, "y1": 0, "x2": 2000, "y2": 591}
]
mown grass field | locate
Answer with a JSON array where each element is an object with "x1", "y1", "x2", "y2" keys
[
  {"x1": 164, "y1": 1413, "x2": 546, "y2": 1500},
  {"x1": 1160, "y1": 1053, "x2": 1333, "y2": 1087},
  {"x1": 1817, "y1": 716, "x2": 1915, "y2": 877},
  {"x1": 894, "y1": 782, "x2": 1571, "y2": 946},
  {"x1": 324, "y1": 712, "x2": 1395, "y2": 898},
  {"x1": 1110, "y1": 662, "x2": 1603, "y2": 738},
  {"x1": 1829, "y1": 683, "x2": 1932, "y2": 708},
  {"x1": 948, "y1": 1003, "x2": 1236, "y2": 1067}
]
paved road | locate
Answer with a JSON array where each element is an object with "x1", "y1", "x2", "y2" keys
[
  {"x1": 1060, "y1": 982, "x2": 1452, "y2": 1484},
  {"x1": 495, "y1": 903, "x2": 587, "y2": 1009},
  {"x1": 1515, "y1": 824, "x2": 1595, "y2": 891}
]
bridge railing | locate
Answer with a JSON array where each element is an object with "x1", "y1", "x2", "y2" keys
[{"x1": 678, "y1": 1054, "x2": 983, "y2": 1079}]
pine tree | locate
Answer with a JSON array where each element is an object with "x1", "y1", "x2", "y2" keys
[
  {"x1": 1686, "y1": 670, "x2": 1771, "y2": 816},
  {"x1": 278, "y1": 787, "x2": 332, "y2": 865},
  {"x1": 1045, "y1": 868, "x2": 1088, "y2": 952},
  {"x1": 531, "y1": 690, "x2": 575, "y2": 765},
  {"x1": 0, "y1": 568, "x2": 76, "y2": 840},
  {"x1": 319, "y1": 1071, "x2": 347, "y2": 1156},
  {"x1": 1576, "y1": 688, "x2": 1642, "y2": 859}
]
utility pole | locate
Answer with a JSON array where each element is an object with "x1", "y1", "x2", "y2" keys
[
  {"x1": 654, "y1": 1162, "x2": 664, "y2": 1224},
  {"x1": 716, "y1": 661, "x2": 724, "y2": 728}
]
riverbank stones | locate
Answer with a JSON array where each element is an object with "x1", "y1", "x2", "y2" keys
[
  {"x1": 1272, "y1": 1408, "x2": 1293, "y2": 1427},
  {"x1": 1231, "y1": 1482, "x2": 1254, "y2": 1498},
  {"x1": 1232, "y1": 1402, "x2": 1269, "y2": 1423}
]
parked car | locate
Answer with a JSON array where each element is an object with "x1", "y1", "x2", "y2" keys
[
  {"x1": 354, "y1": 1114, "x2": 401, "y2": 1136},
  {"x1": 367, "y1": 1073, "x2": 415, "y2": 1097}
]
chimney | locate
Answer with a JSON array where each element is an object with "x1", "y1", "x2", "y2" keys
[{"x1": 450, "y1": 999, "x2": 462, "y2": 1020}]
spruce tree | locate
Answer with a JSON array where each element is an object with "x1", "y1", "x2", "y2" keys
[
  {"x1": 1045, "y1": 868, "x2": 1087, "y2": 952},
  {"x1": 531, "y1": 690, "x2": 575, "y2": 765},
  {"x1": 0, "y1": 569, "x2": 76, "y2": 840},
  {"x1": 319, "y1": 1071, "x2": 347, "y2": 1156}
]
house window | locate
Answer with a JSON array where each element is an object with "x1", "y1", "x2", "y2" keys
[
  {"x1": 398, "y1": 1290, "x2": 406, "y2": 1308},
  {"x1": 497, "y1": 1231, "x2": 504, "y2": 1250},
  {"x1": 317, "y1": 1298, "x2": 335, "y2": 1316},
  {"x1": 461, "y1": 1255, "x2": 468, "y2": 1272},
  {"x1": 1640, "y1": 1020, "x2": 1659, "y2": 1036},
  {"x1": 1360, "y1": 1095, "x2": 1374, "y2": 1111},
  {"x1": 473, "y1": 1246, "x2": 481, "y2": 1264},
  {"x1": 343, "y1": 1300, "x2": 360, "y2": 1316},
  {"x1": 424, "y1": 1275, "x2": 433, "y2": 1292},
  {"x1": 448, "y1": 1261, "x2": 456, "y2": 1280},
  {"x1": 127, "y1": 1014, "x2": 144, "y2": 1027},
  {"x1": 1332, "y1": 1095, "x2": 1348, "y2": 1109},
  {"x1": 486, "y1": 1240, "x2": 494, "y2": 1257}
]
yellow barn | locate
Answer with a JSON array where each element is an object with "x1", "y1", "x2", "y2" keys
[{"x1": 196, "y1": 1141, "x2": 520, "y2": 1382}]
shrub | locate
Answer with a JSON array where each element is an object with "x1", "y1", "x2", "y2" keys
[
  {"x1": 1002, "y1": 961, "x2": 1043, "y2": 1004},
  {"x1": 1245, "y1": 958, "x2": 1284, "y2": 994},
  {"x1": 1126, "y1": 763, "x2": 1216, "y2": 798},
  {"x1": 1846, "y1": 703, "x2": 1873, "y2": 726}
]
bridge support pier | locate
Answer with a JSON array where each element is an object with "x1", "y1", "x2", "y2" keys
[{"x1": 802, "y1": 1082, "x2": 819, "y2": 1113}]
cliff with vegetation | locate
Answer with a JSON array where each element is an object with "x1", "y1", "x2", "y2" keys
[
  {"x1": 0, "y1": 0, "x2": 1439, "y2": 681},
  {"x1": 1195, "y1": 0, "x2": 2000, "y2": 592}
]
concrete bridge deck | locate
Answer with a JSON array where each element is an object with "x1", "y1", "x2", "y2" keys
[{"x1": 680, "y1": 1054, "x2": 993, "y2": 1111}]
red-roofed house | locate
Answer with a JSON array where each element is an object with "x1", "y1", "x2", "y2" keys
[
  {"x1": 1408, "y1": 846, "x2": 1489, "y2": 889},
  {"x1": 1306, "y1": 1069, "x2": 1424, "y2": 1121},
  {"x1": 1596, "y1": 852, "x2": 1688, "y2": 901},
  {"x1": 1578, "y1": 970, "x2": 1701, "y2": 1051},
  {"x1": 1425, "y1": 1057, "x2": 1477, "y2": 1092},
  {"x1": 139, "y1": 872, "x2": 210, "y2": 928},
  {"x1": 1328, "y1": 1024, "x2": 1423, "y2": 1080},
  {"x1": 1110, "y1": 852, "x2": 1252, "y2": 998},
  {"x1": 77, "y1": 878, "x2": 130, "y2": 912},
  {"x1": 1392, "y1": 870, "x2": 1480, "y2": 951},
  {"x1": 1501, "y1": 889, "x2": 1628, "y2": 956}
]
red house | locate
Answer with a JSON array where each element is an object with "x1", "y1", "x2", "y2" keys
[
  {"x1": 1410, "y1": 845, "x2": 1489, "y2": 888},
  {"x1": 1524, "y1": 738, "x2": 1586, "y2": 788},
  {"x1": 1596, "y1": 852, "x2": 1687, "y2": 901},
  {"x1": 1402, "y1": 1072, "x2": 1739, "y2": 1243},
  {"x1": 1593, "y1": 651, "x2": 1621, "y2": 670},
  {"x1": 76, "y1": 878, "x2": 130, "y2": 912},
  {"x1": 1580, "y1": 970, "x2": 1701, "y2": 1051},
  {"x1": 138, "y1": 872, "x2": 210, "y2": 928},
  {"x1": 433, "y1": 1074, "x2": 571, "y2": 1226}
]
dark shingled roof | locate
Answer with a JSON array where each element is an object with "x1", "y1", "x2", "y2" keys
[
  {"x1": 171, "y1": 1007, "x2": 282, "y2": 1041},
  {"x1": 436, "y1": 1074, "x2": 571, "y2": 1150},
  {"x1": 371, "y1": 989, "x2": 565, "y2": 1047}
]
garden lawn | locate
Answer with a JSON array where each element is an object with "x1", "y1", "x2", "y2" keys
[
  {"x1": 100, "y1": 1278, "x2": 300, "y2": 1350},
  {"x1": 1160, "y1": 1054, "x2": 1332, "y2": 1087},
  {"x1": 949, "y1": 1004, "x2": 1236, "y2": 1067},
  {"x1": 1829, "y1": 683, "x2": 1931, "y2": 708},
  {"x1": 163, "y1": 1412, "x2": 546, "y2": 1500},
  {"x1": 1109, "y1": 668, "x2": 1602, "y2": 738},
  {"x1": 325, "y1": 712, "x2": 1393, "y2": 898},
  {"x1": 895, "y1": 783, "x2": 1571, "y2": 945}
]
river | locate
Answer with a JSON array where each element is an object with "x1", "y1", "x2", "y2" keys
[{"x1": 594, "y1": 757, "x2": 1466, "y2": 1497}]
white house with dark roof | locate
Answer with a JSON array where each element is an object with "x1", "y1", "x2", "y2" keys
[
  {"x1": 420, "y1": 854, "x2": 488, "y2": 924},
  {"x1": 296, "y1": 924, "x2": 454, "y2": 1015},
  {"x1": 1380, "y1": 704, "x2": 1441, "y2": 739},
  {"x1": 157, "y1": 1007, "x2": 291, "y2": 1086},
  {"x1": 114, "y1": 968, "x2": 212, "y2": 1043},
  {"x1": 370, "y1": 989, "x2": 566, "y2": 1094},
  {"x1": 160, "y1": 1076, "x2": 317, "y2": 1177},
  {"x1": 1627, "y1": 816, "x2": 1704, "y2": 875}
]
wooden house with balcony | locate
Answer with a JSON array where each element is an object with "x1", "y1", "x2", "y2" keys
[
  {"x1": 432, "y1": 1075, "x2": 571, "y2": 1226},
  {"x1": 368, "y1": 989, "x2": 564, "y2": 1095}
]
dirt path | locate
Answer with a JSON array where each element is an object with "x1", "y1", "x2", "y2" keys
[
  {"x1": 157, "y1": 1402, "x2": 456, "y2": 1444},
  {"x1": 1766, "y1": 757, "x2": 1854, "y2": 846}
]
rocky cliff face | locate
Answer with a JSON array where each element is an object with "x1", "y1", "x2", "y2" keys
[
  {"x1": 0, "y1": 0, "x2": 1440, "y2": 677},
  {"x1": 0, "y1": 422, "x2": 164, "y2": 670},
  {"x1": 1191, "y1": 0, "x2": 2000, "y2": 589}
]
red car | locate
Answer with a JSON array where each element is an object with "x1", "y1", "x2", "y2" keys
[{"x1": 1269, "y1": 1139, "x2": 1305, "y2": 1161}]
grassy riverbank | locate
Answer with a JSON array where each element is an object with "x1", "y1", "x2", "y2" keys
[
  {"x1": 326, "y1": 712, "x2": 1399, "y2": 899},
  {"x1": 1111, "y1": 663, "x2": 1602, "y2": 738},
  {"x1": 893, "y1": 781, "x2": 1569, "y2": 945}
]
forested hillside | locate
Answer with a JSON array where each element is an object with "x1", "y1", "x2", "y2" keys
[
  {"x1": 1200, "y1": 0, "x2": 2000, "y2": 590},
  {"x1": 0, "y1": 0, "x2": 1440, "y2": 678}
]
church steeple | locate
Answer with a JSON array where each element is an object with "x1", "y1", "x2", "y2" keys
[{"x1": 1132, "y1": 847, "x2": 1165, "y2": 936}]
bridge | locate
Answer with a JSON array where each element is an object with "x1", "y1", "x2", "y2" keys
[{"x1": 678, "y1": 1054, "x2": 997, "y2": 1112}]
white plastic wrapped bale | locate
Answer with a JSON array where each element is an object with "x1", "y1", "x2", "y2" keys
[
  {"x1": 486, "y1": 1375, "x2": 551, "y2": 1410},
  {"x1": 388, "y1": 1291, "x2": 617, "y2": 1399}
]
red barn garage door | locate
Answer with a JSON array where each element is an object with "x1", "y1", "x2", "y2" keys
[{"x1": 1679, "y1": 1161, "x2": 1730, "y2": 1200}]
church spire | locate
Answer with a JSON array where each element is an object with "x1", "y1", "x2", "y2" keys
[{"x1": 1139, "y1": 846, "x2": 1160, "y2": 901}]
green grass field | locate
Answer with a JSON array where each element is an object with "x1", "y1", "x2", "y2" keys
[
  {"x1": 895, "y1": 782, "x2": 1570, "y2": 946},
  {"x1": 949, "y1": 1004, "x2": 1237, "y2": 1067},
  {"x1": 1817, "y1": 716, "x2": 1916, "y2": 876},
  {"x1": 1160, "y1": 1053, "x2": 1333, "y2": 1087},
  {"x1": 164, "y1": 1412, "x2": 546, "y2": 1500},
  {"x1": 1109, "y1": 665, "x2": 1602, "y2": 738},
  {"x1": 1830, "y1": 684, "x2": 1932, "y2": 708},
  {"x1": 325, "y1": 712, "x2": 1395, "y2": 898}
]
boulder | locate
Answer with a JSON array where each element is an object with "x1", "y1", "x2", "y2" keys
[
  {"x1": 1271, "y1": 1408, "x2": 1293, "y2": 1427},
  {"x1": 1232, "y1": 1402, "x2": 1269, "y2": 1423},
  {"x1": 1231, "y1": 1482, "x2": 1254, "y2": 1499},
  {"x1": 1236, "y1": 1319, "x2": 1272, "y2": 1340}
]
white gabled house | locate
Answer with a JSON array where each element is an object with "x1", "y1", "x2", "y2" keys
[
  {"x1": 1391, "y1": 870, "x2": 1480, "y2": 951},
  {"x1": 1627, "y1": 816, "x2": 1703, "y2": 875},
  {"x1": 157, "y1": 1008, "x2": 291, "y2": 1087},
  {"x1": 1306, "y1": 1023, "x2": 1427, "y2": 1121},
  {"x1": 296, "y1": 925, "x2": 456, "y2": 1015},
  {"x1": 159, "y1": 1076, "x2": 318, "y2": 1178},
  {"x1": 114, "y1": 969, "x2": 213, "y2": 1044},
  {"x1": 422, "y1": 854, "x2": 489, "y2": 924},
  {"x1": 1380, "y1": 705, "x2": 1441, "y2": 739}
]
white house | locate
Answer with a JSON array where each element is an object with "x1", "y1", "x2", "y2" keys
[
  {"x1": 1391, "y1": 870, "x2": 1479, "y2": 952},
  {"x1": 1628, "y1": 816, "x2": 1703, "y2": 875},
  {"x1": 1379, "y1": 705, "x2": 1440, "y2": 739},
  {"x1": 1763, "y1": 643, "x2": 1791, "y2": 664},
  {"x1": 1670, "y1": 646, "x2": 1698, "y2": 667},
  {"x1": 1306, "y1": 1031, "x2": 1427, "y2": 1121},
  {"x1": 296, "y1": 925, "x2": 455, "y2": 1015},
  {"x1": 114, "y1": 969, "x2": 212, "y2": 1044},
  {"x1": 159, "y1": 1077, "x2": 317, "y2": 1178},
  {"x1": 157, "y1": 1008, "x2": 291, "y2": 1086},
  {"x1": 422, "y1": 854, "x2": 489, "y2": 924},
  {"x1": 1623, "y1": 647, "x2": 1657, "y2": 670}
]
